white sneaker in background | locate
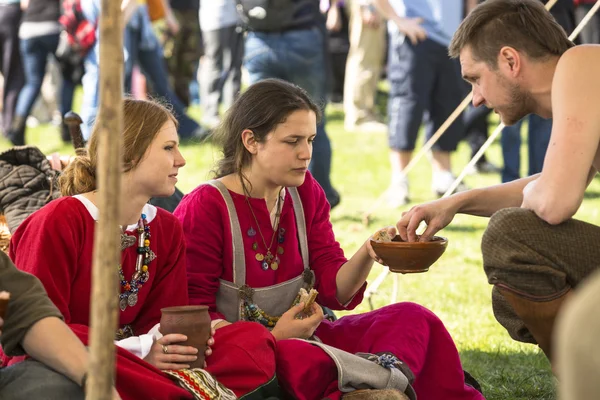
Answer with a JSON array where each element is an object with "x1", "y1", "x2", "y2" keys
[
  {"x1": 201, "y1": 116, "x2": 221, "y2": 130},
  {"x1": 431, "y1": 170, "x2": 468, "y2": 197},
  {"x1": 345, "y1": 118, "x2": 388, "y2": 133},
  {"x1": 476, "y1": 160, "x2": 502, "y2": 174},
  {"x1": 467, "y1": 160, "x2": 502, "y2": 175},
  {"x1": 26, "y1": 116, "x2": 41, "y2": 128},
  {"x1": 387, "y1": 177, "x2": 410, "y2": 208},
  {"x1": 466, "y1": 164, "x2": 478, "y2": 176},
  {"x1": 355, "y1": 120, "x2": 388, "y2": 133}
]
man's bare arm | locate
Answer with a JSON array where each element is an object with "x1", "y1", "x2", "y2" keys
[
  {"x1": 521, "y1": 47, "x2": 600, "y2": 224},
  {"x1": 371, "y1": 0, "x2": 426, "y2": 44},
  {"x1": 453, "y1": 174, "x2": 538, "y2": 216},
  {"x1": 397, "y1": 174, "x2": 536, "y2": 242},
  {"x1": 22, "y1": 317, "x2": 88, "y2": 387}
]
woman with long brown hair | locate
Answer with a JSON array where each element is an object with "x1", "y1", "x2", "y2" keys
[{"x1": 175, "y1": 79, "x2": 484, "y2": 400}]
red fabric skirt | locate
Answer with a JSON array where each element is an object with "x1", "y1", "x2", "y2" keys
[
  {"x1": 276, "y1": 302, "x2": 486, "y2": 400},
  {"x1": 205, "y1": 321, "x2": 277, "y2": 397}
]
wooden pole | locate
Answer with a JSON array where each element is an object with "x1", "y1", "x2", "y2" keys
[{"x1": 86, "y1": 0, "x2": 124, "y2": 398}]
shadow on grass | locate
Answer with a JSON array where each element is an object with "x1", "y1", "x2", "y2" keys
[
  {"x1": 327, "y1": 109, "x2": 345, "y2": 123},
  {"x1": 583, "y1": 191, "x2": 600, "y2": 200},
  {"x1": 330, "y1": 213, "x2": 390, "y2": 229},
  {"x1": 460, "y1": 348, "x2": 556, "y2": 400},
  {"x1": 444, "y1": 225, "x2": 485, "y2": 234},
  {"x1": 375, "y1": 89, "x2": 389, "y2": 119},
  {"x1": 327, "y1": 88, "x2": 389, "y2": 122},
  {"x1": 331, "y1": 213, "x2": 363, "y2": 224}
]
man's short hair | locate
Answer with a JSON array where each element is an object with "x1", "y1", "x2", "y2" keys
[{"x1": 449, "y1": 0, "x2": 574, "y2": 67}]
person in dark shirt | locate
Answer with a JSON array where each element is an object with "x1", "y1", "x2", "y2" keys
[{"x1": 0, "y1": 252, "x2": 120, "y2": 399}]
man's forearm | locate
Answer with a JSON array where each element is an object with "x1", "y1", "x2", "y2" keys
[
  {"x1": 451, "y1": 174, "x2": 539, "y2": 217},
  {"x1": 22, "y1": 317, "x2": 88, "y2": 387}
]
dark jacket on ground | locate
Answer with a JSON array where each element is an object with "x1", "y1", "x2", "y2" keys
[{"x1": 0, "y1": 146, "x2": 61, "y2": 233}]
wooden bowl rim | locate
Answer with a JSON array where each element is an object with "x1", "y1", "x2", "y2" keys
[
  {"x1": 161, "y1": 305, "x2": 209, "y2": 313},
  {"x1": 370, "y1": 235, "x2": 448, "y2": 248}
]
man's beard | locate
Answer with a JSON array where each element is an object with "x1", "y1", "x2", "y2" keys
[{"x1": 498, "y1": 76, "x2": 534, "y2": 126}]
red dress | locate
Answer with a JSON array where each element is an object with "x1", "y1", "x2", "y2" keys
[
  {"x1": 4, "y1": 197, "x2": 192, "y2": 400},
  {"x1": 175, "y1": 173, "x2": 484, "y2": 400}
]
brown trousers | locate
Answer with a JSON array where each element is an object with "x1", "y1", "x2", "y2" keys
[
  {"x1": 343, "y1": 0, "x2": 386, "y2": 127},
  {"x1": 481, "y1": 207, "x2": 600, "y2": 344}
]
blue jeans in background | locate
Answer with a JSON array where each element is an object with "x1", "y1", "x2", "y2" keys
[
  {"x1": 501, "y1": 114, "x2": 552, "y2": 183},
  {"x1": 244, "y1": 27, "x2": 338, "y2": 205},
  {"x1": 80, "y1": 4, "x2": 200, "y2": 140},
  {"x1": 16, "y1": 34, "x2": 75, "y2": 119}
]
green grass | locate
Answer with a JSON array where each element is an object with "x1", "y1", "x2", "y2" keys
[{"x1": 9, "y1": 101, "x2": 600, "y2": 400}]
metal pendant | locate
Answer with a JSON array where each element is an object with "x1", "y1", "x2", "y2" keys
[
  {"x1": 119, "y1": 298, "x2": 128, "y2": 311},
  {"x1": 261, "y1": 261, "x2": 269, "y2": 270},
  {"x1": 271, "y1": 262, "x2": 279, "y2": 271},
  {"x1": 255, "y1": 253, "x2": 265, "y2": 261},
  {"x1": 247, "y1": 227, "x2": 256, "y2": 237},
  {"x1": 277, "y1": 246, "x2": 284, "y2": 255},
  {"x1": 265, "y1": 251, "x2": 274, "y2": 262},
  {"x1": 127, "y1": 293, "x2": 138, "y2": 307},
  {"x1": 120, "y1": 234, "x2": 137, "y2": 250},
  {"x1": 146, "y1": 249, "x2": 156, "y2": 263}
]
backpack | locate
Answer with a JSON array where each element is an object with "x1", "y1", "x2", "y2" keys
[
  {"x1": 57, "y1": 0, "x2": 96, "y2": 59},
  {"x1": 55, "y1": 0, "x2": 96, "y2": 82},
  {"x1": 235, "y1": 0, "x2": 316, "y2": 32}
]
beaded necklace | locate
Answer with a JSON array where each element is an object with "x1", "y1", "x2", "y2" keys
[
  {"x1": 243, "y1": 184, "x2": 285, "y2": 271},
  {"x1": 118, "y1": 213, "x2": 153, "y2": 311},
  {"x1": 239, "y1": 275, "x2": 315, "y2": 329}
]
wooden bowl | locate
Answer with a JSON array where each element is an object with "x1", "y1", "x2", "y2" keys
[{"x1": 370, "y1": 235, "x2": 448, "y2": 274}]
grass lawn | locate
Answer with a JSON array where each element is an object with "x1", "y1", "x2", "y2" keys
[{"x1": 6, "y1": 99, "x2": 598, "y2": 400}]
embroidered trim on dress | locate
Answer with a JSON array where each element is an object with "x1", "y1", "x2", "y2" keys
[{"x1": 164, "y1": 368, "x2": 237, "y2": 400}]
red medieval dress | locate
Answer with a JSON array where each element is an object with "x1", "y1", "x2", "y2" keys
[{"x1": 175, "y1": 173, "x2": 485, "y2": 400}]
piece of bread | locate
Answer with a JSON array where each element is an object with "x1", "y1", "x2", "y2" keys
[
  {"x1": 372, "y1": 228, "x2": 394, "y2": 243},
  {"x1": 298, "y1": 288, "x2": 319, "y2": 314}
]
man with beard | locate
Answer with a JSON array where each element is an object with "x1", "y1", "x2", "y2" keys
[{"x1": 395, "y1": 0, "x2": 597, "y2": 369}]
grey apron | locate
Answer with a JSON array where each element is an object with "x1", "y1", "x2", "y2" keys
[
  {"x1": 206, "y1": 181, "x2": 417, "y2": 398},
  {"x1": 208, "y1": 180, "x2": 314, "y2": 322}
]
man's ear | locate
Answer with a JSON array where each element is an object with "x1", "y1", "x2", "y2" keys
[
  {"x1": 241, "y1": 129, "x2": 258, "y2": 154},
  {"x1": 498, "y1": 46, "x2": 521, "y2": 76}
]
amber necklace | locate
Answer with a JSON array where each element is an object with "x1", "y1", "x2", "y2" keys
[{"x1": 243, "y1": 182, "x2": 284, "y2": 271}]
